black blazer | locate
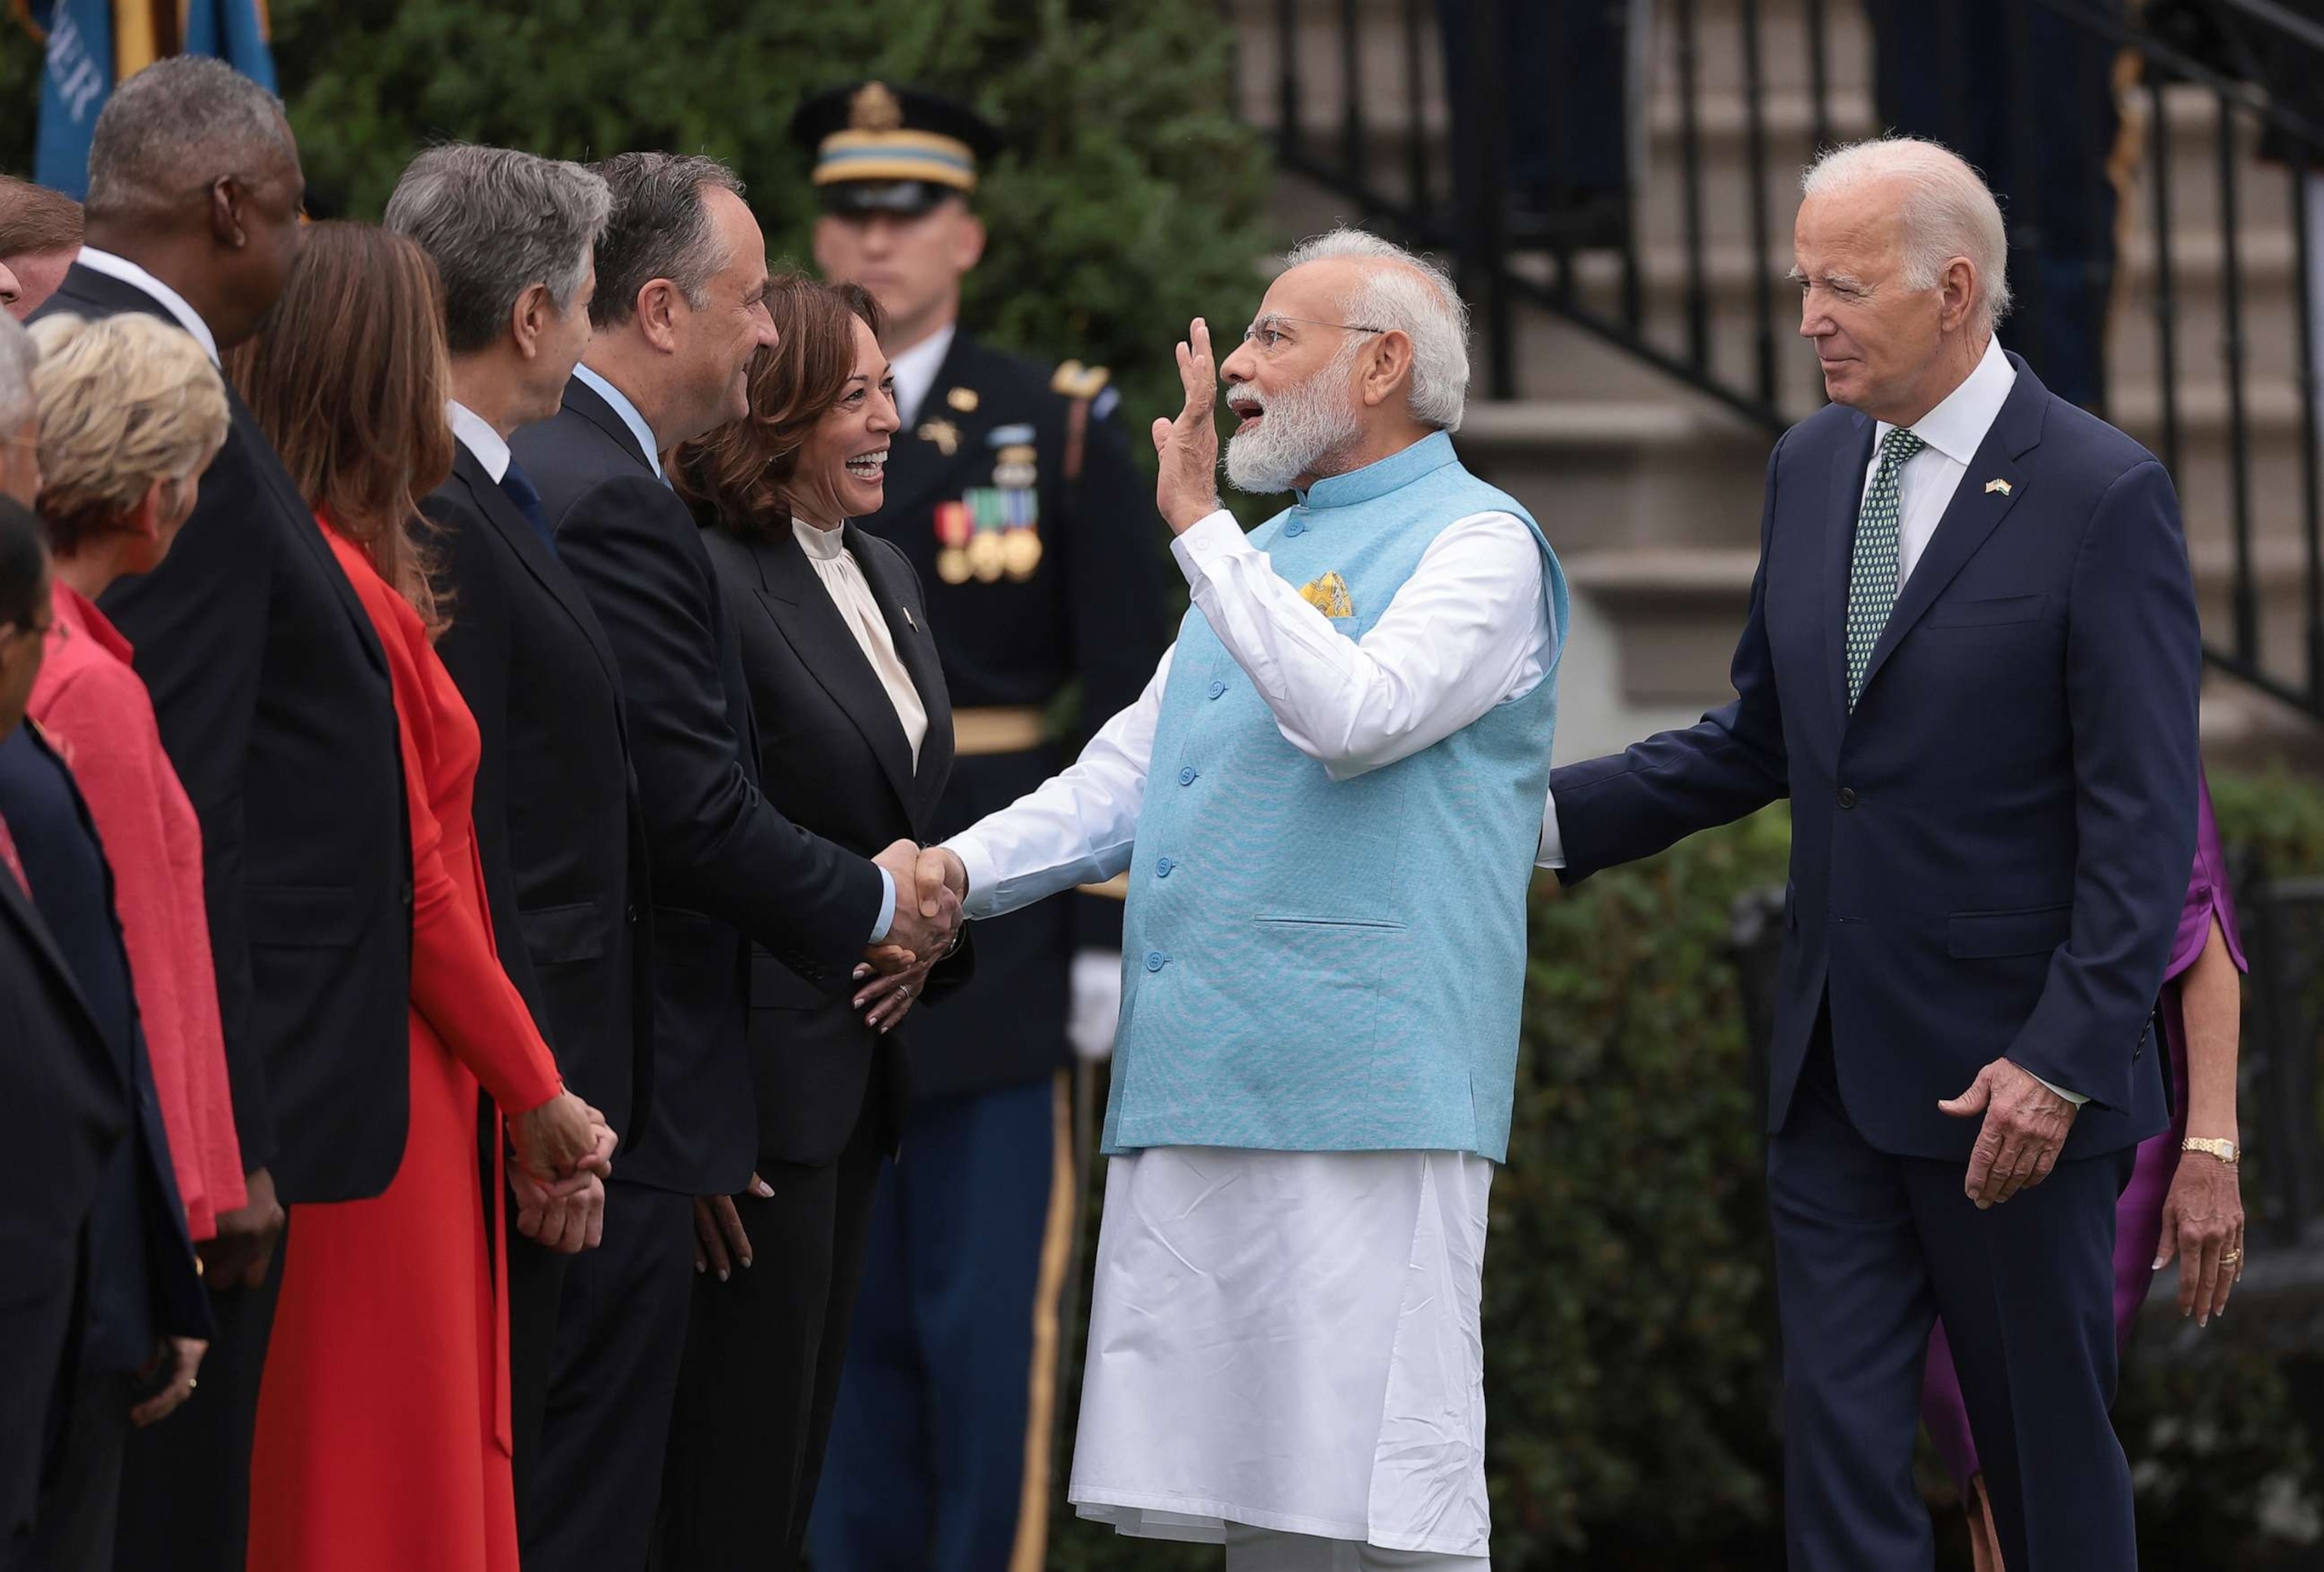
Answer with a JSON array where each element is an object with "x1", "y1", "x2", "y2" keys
[
  {"x1": 35, "y1": 264, "x2": 413, "y2": 1203},
  {"x1": 427, "y1": 445, "x2": 655, "y2": 1149},
  {"x1": 702, "y1": 520, "x2": 971, "y2": 1166},
  {"x1": 518, "y1": 376, "x2": 886, "y2": 1195},
  {"x1": 0, "y1": 844, "x2": 123, "y2": 1553}
]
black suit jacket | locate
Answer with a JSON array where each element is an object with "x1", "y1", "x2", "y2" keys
[
  {"x1": 0, "y1": 826, "x2": 126, "y2": 1555},
  {"x1": 518, "y1": 375, "x2": 885, "y2": 1195},
  {"x1": 702, "y1": 520, "x2": 972, "y2": 1166},
  {"x1": 859, "y1": 332, "x2": 1172, "y2": 1095},
  {"x1": 35, "y1": 264, "x2": 413, "y2": 1202},
  {"x1": 427, "y1": 446, "x2": 655, "y2": 1148}
]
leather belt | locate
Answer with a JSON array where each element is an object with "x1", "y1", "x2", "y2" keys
[{"x1": 952, "y1": 706, "x2": 1049, "y2": 756}]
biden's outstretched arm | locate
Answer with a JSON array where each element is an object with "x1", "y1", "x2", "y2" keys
[
  {"x1": 2007, "y1": 458, "x2": 2202, "y2": 1111},
  {"x1": 1543, "y1": 436, "x2": 1794, "y2": 880}
]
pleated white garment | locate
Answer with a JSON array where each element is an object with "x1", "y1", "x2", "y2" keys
[{"x1": 1067, "y1": 1146, "x2": 1494, "y2": 1558}]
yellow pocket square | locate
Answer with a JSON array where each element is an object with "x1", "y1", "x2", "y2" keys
[{"x1": 1299, "y1": 571, "x2": 1355, "y2": 618}]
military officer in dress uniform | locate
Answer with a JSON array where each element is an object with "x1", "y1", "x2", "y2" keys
[{"x1": 791, "y1": 82, "x2": 1172, "y2": 1572}]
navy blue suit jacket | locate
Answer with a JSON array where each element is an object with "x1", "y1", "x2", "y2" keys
[
  {"x1": 519, "y1": 377, "x2": 885, "y2": 1196},
  {"x1": 1552, "y1": 355, "x2": 2199, "y2": 1161}
]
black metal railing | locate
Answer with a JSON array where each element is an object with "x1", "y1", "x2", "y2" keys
[{"x1": 1249, "y1": 0, "x2": 2324, "y2": 722}]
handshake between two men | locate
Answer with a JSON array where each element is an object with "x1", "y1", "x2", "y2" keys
[{"x1": 855, "y1": 838, "x2": 970, "y2": 1035}]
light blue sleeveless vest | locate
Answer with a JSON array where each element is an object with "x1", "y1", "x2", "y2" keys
[{"x1": 1105, "y1": 431, "x2": 1567, "y2": 1162}]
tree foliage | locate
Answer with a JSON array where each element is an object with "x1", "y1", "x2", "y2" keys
[{"x1": 2, "y1": 0, "x2": 1272, "y2": 446}]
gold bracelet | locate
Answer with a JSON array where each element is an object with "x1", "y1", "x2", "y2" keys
[{"x1": 2182, "y1": 1137, "x2": 2240, "y2": 1166}]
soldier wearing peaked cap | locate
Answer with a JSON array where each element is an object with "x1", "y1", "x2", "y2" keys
[{"x1": 791, "y1": 79, "x2": 1172, "y2": 1572}]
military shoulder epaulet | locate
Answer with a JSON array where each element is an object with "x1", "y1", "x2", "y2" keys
[{"x1": 1051, "y1": 360, "x2": 1111, "y2": 401}]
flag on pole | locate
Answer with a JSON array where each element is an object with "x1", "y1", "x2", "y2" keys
[{"x1": 14, "y1": 0, "x2": 278, "y2": 200}]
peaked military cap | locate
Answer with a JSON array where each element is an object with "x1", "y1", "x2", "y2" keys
[{"x1": 790, "y1": 80, "x2": 1002, "y2": 216}]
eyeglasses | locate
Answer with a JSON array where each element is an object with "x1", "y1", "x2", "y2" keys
[{"x1": 1241, "y1": 315, "x2": 1391, "y2": 354}]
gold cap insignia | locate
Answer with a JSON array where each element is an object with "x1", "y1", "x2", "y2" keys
[
  {"x1": 850, "y1": 82, "x2": 904, "y2": 133},
  {"x1": 1984, "y1": 477, "x2": 2012, "y2": 496},
  {"x1": 1051, "y1": 360, "x2": 1112, "y2": 401}
]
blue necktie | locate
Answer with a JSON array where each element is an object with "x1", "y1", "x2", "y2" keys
[{"x1": 499, "y1": 459, "x2": 556, "y2": 556}]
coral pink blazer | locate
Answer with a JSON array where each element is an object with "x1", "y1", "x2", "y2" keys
[{"x1": 31, "y1": 582, "x2": 244, "y2": 1238}]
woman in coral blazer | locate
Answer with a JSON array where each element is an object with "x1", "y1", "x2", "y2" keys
[
  {"x1": 228, "y1": 222, "x2": 611, "y2": 1572},
  {"x1": 26, "y1": 311, "x2": 243, "y2": 1249}
]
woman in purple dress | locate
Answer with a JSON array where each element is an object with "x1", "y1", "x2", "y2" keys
[{"x1": 1922, "y1": 767, "x2": 2249, "y2": 1569}]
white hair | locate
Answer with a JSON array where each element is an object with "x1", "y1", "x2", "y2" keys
[
  {"x1": 1278, "y1": 228, "x2": 1471, "y2": 431},
  {"x1": 1800, "y1": 137, "x2": 2013, "y2": 330},
  {"x1": 0, "y1": 312, "x2": 36, "y2": 436}
]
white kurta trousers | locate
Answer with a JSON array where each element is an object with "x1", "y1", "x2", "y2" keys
[{"x1": 1067, "y1": 1145, "x2": 1496, "y2": 1566}]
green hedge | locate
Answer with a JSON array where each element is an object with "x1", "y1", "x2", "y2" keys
[{"x1": 1048, "y1": 771, "x2": 2324, "y2": 1570}]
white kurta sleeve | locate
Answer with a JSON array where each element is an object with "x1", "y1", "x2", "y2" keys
[
  {"x1": 945, "y1": 648, "x2": 1173, "y2": 921},
  {"x1": 1170, "y1": 508, "x2": 1553, "y2": 781}
]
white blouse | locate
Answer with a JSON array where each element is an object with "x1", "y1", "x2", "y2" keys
[{"x1": 793, "y1": 519, "x2": 929, "y2": 769}]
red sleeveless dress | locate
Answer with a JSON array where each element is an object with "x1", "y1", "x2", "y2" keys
[{"x1": 247, "y1": 520, "x2": 565, "y2": 1572}]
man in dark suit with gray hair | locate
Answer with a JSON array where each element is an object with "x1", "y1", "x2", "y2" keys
[
  {"x1": 385, "y1": 141, "x2": 645, "y2": 1552},
  {"x1": 1543, "y1": 135, "x2": 2200, "y2": 1570}
]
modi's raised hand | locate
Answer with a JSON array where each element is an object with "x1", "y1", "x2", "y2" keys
[{"x1": 1153, "y1": 317, "x2": 1223, "y2": 534}]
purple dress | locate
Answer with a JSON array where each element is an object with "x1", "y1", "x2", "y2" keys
[{"x1": 1919, "y1": 767, "x2": 2248, "y2": 1488}]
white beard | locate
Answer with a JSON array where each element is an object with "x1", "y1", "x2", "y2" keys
[{"x1": 1223, "y1": 345, "x2": 1364, "y2": 495}]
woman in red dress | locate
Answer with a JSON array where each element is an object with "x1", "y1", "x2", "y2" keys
[{"x1": 230, "y1": 222, "x2": 611, "y2": 1572}]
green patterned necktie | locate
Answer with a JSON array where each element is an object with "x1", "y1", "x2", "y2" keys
[{"x1": 1844, "y1": 427, "x2": 1926, "y2": 710}]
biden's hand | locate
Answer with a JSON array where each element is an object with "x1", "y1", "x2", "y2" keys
[
  {"x1": 1153, "y1": 317, "x2": 1223, "y2": 534},
  {"x1": 1940, "y1": 1058, "x2": 2077, "y2": 1208}
]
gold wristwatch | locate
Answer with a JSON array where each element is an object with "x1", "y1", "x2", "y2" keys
[{"x1": 2181, "y1": 1137, "x2": 2240, "y2": 1166}]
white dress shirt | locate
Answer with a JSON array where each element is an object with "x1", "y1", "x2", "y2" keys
[
  {"x1": 446, "y1": 400, "x2": 511, "y2": 483},
  {"x1": 948, "y1": 506, "x2": 1554, "y2": 915},
  {"x1": 792, "y1": 520, "x2": 929, "y2": 769},
  {"x1": 1530, "y1": 337, "x2": 2080, "y2": 1101},
  {"x1": 1536, "y1": 334, "x2": 2015, "y2": 871},
  {"x1": 571, "y1": 362, "x2": 664, "y2": 480},
  {"x1": 941, "y1": 482, "x2": 1555, "y2": 1558},
  {"x1": 886, "y1": 323, "x2": 956, "y2": 430},
  {"x1": 73, "y1": 247, "x2": 220, "y2": 365}
]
